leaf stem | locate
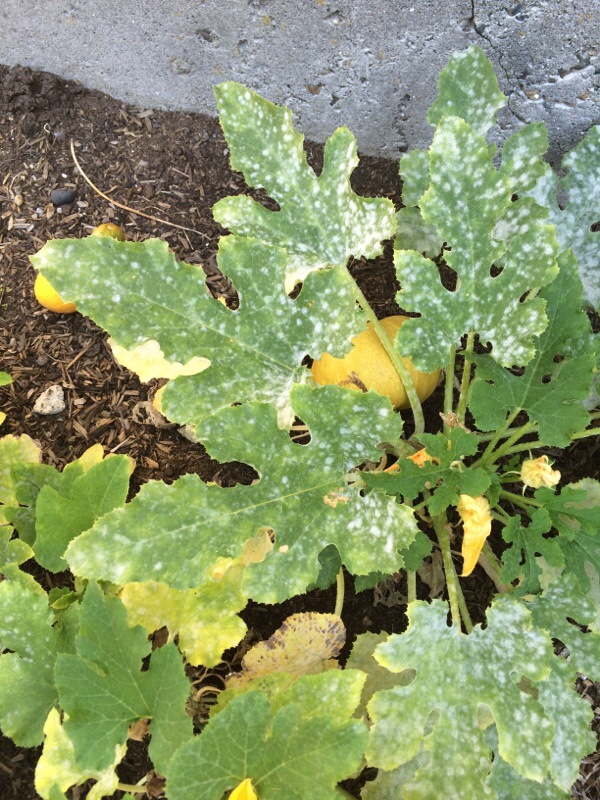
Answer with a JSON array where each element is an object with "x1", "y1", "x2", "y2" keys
[
  {"x1": 499, "y1": 489, "x2": 542, "y2": 510},
  {"x1": 443, "y1": 346, "x2": 456, "y2": 435},
  {"x1": 117, "y1": 784, "x2": 147, "y2": 794},
  {"x1": 334, "y1": 568, "x2": 345, "y2": 618},
  {"x1": 455, "y1": 332, "x2": 475, "y2": 426},
  {"x1": 431, "y1": 513, "x2": 463, "y2": 631},
  {"x1": 349, "y1": 280, "x2": 425, "y2": 434},
  {"x1": 476, "y1": 408, "x2": 522, "y2": 465},
  {"x1": 478, "y1": 542, "x2": 509, "y2": 593},
  {"x1": 407, "y1": 569, "x2": 416, "y2": 603}
]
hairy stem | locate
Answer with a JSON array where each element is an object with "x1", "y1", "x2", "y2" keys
[
  {"x1": 334, "y1": 568, "x2": 345, "y2": 618},
  {"x1": 476, "y1": 409, "x2": 523, "y2": 466},
  {"x1": 499, "y1": 489, "x2": 542, "y2": 510},
  {"x1": 443, "y1": 345, "x2": 457, "y2": 435},
  {"x1": 479, "y1": 542, "x2": 510, "y2": 593},
  {"x1": 432, "y1": 514, "x2": 463, "y2": 631},
  {"x1": 350, "y1": 280, "x2": 425, "y2": 434},
  {"x1": 455, "y1": 332, "x2": 475, "y2": 426}
]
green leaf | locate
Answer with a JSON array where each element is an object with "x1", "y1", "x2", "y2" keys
[
  {"x1": 55, "y1": 582, "x2": 192, "y2": 774},
  {"x1": 35, "y1": 708, "x2": 125, "y2": 800},
  {"x1": 528, "y1": 125, "x2": 600, "y2": 310},
  {"x1": 213, "y1": 82, "x2": 396, "y2": 282},
  {"x1": 0, "y1": 434, "x2": 40, "y2": 524},
  {"x1": 394, "y1": 116, "x2": 559, "y2": 372},
  {"x1": 528, "y1": 574, "x2": 600, "y2": 679},
  {"x1": 367, "y1": 597, "x2": 557, "y2": 795},
  {"x1": 0, "y1": 372, "x2": 11, "y2": 387},
  {"x1": 0, "y1": 581, "x2": 68, "y2": 746},
  {"x1": 399, "y1": 150, "x2": 430, "y2": 207},
  {"x1": 500, "y1": 508, "x2": 564, "y2": 595},
  {"x1": 427, "y1": 46, "x2": 506, "y2": 137},
  {"x1": 166, "y1": 677, "x2": 368, "y2": 800},
  {"x1": 363, "y1": 429, "x2": 490, "y2": 516},
  {"x1": 31, "y1": 235, "x2": 366, "y2": 433},
  {"x1": 66, "y1": 387, "x2": 418, "y2": 604},
  {"x1": 468, "y1": 250, "x2": 595, "y2": 446},
  {"x1": 34, "y1": 455, "x2": 132, "y2": 572},
  {"x1": 537, "y1": 479, "x2": 600, "y2": 590}
]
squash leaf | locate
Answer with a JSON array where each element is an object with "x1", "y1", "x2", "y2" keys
[
  {"x1": 500, "y1": 508, "x2": 564, "y2": 595},
  {"x1": 528, "y1": 125, "x2": 600, "y2": 310},
  {"x1": 65, "y1": 387, "x2": 418, "y2": 605},
  {"x1": 165, "y1": 676, "x2": 368, "y2": 800},
  {"x1": 362, "y1": 429, "x2": 490, "y2": 516},
  {"x1": 31, "y1": 235, "x2": 366, "y2": 434},
  {"x1": 468, "y1": 250, "x2": 595, "y2": 447},
  {"x1": 55, "y1": 582, "x2": 192, "y2": 774},
  {"x1": 35, "y1": 708, "x2": 125, "y2": 800},
  {"x1": 367, "y1": 597, "x2": 559, "y2": 795},
  {"x1": 213, "y1": 82, "x2": 396, "y2": 284}
]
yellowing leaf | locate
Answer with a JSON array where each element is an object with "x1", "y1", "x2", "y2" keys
[
  {"x1": 458, "y1": 494, "x2": 492, "y2": 577},
  {"x1": 228, "y1": 612, "x2": 345, "y2": 688},
  {"x1": 108, "y1": 337, "x2": 210, "y2": 382},
  {"x1": 120, "y1": 564, "x2": 248, "y2": 667},
  {"x1": 35, "y1": 708, "x2": 125, "y2": 800},
  {"x1": 230, "y1": 778, "x2": 258, "y2": 800}
]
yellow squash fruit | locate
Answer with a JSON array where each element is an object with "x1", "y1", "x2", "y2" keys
[
  {"x1": 91, "y1": 222, "x2": 126, "y2": 240},
  {"x1": 311, "y1": 315, "x2": 440, "y2": 410},
  {"x1": 34, "y1": 273, "x2": 77, "y2": 314}
]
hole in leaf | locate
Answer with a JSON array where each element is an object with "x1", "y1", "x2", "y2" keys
[
  {"x1": 553, "y1": 354, "x2": 565, "y2": 363},
  {"x1": 541, "y1": 374, "x2": 553, "y2": 384},
  {"x1": 489, "y1": 263, "x2": 503, "y2": 278},
  {"x1": 290, "y1": 416, "x2": 311, "y2": 445},
  {"x1": 591, "y1": 221, "x2": 600, "y2": 233}
]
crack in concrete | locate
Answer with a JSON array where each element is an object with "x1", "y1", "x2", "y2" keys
[{"x1": 469, "y1": 0, "x2": 529, "y2": 125}]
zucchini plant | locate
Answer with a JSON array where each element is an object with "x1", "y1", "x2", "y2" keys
[{"x1": 2, "y1": 46, "x2": 600, "y2": 799}]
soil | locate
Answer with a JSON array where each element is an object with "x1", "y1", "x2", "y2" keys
[{"x1": 0, "y1": 64, "x2": 598, "y2": 799}]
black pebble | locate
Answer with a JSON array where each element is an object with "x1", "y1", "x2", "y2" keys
[{"x1": 51, "y1": 188, "x2": 77, "y2": 206}]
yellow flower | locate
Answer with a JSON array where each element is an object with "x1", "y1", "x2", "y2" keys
[
  {"x1": 520, "y1": 456, "x2": 561, "y2": 489},
  {"x1": 230, "y1": 778, "x2": 258, "y2": 800},
  {"x1": 457, "y1": 495, "x2": 492, "y2": 577},
  {"x1": 408, "y1": 448, "x2": 440, "y2": 468}
]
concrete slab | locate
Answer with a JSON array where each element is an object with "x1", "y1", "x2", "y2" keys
[{"x1": 1, "y1": 0, "x2": 598, "y2": 163}]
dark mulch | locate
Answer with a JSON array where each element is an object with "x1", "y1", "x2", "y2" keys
[{"x1": 0, "y1": 64, "x2": 598, "y2": 799}]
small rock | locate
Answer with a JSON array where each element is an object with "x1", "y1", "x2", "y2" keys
[
  {"x1": 33, "y1": 384, "x2": 66, "y2": 415},
  {"x1": 50, "y1": 188, "x2": 77, "y2": 206}
]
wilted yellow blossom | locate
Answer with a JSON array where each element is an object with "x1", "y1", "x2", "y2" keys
[
  {"x1": 457, "y1": 494, "x2": 492, "y2": 577},
  {"x1": 520, "y1": 456, "x2": 561, "y2": 489},
  {"x1": 230, "y1": 778, "x2": 258, "y2": 800}
]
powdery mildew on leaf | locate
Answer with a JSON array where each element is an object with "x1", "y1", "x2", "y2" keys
[
  {"x1": 55, "y1": 583, "x2": 192, "y2": 774},
  {"x1": 213, "y1": 82, "x2": 396, "y2": 282},
  {"x1": 165, "y1": 677, "x2": 367, "y2": 800},
  {"x1": 31, "y1": 234, "x2": 366, "y2": 435},
  {"x1": 528, "y1": 125, "x2": 600, "y2": 310},
  {"x1": 367, "y1": 597, "x2": 559, "y2": 796},
  {"x1": 426, "y1": 46, "x2": 506, "y2": 137},
  {"x1": 395, "y1": 116, "x2": 559, "y2": 372},
  {"x1": 469, "y1": 250, "x2": 595, "y2": 447},
  {"x1": 66, "y1": 387, "x2": 417, "y2": 605},
  {"x1": 0, "y1": 582, "x2": 60, "y2": 746}
]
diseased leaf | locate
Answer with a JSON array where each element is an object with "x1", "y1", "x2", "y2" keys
[
  {"x1": 528, "y1": 125, "x2": 600, "y2": 310},
  {"x1": 469, "y1": 251, "x2": 595, "y2": 446},
  {"x1": 399, "y1": 150, "x2": 430, "y2": 207},
  {"x1": 120, "y1": 564, "x2": 248, "y2": 667},
  {"x1": 34, "y1": 454, "x2": 132, "y2": 572},
  {"x1": 55, "y1": 583, "x2": 192, "y2": 774},
  {"x1": 367, "y1": 597, "x2": 557, "y2": 795},
  {"x1": 35, "y1": 709, "x2": 125, "y2": 800},
  {"x1": 363, "y1": 429, "x2": 490, "y2": 516},
  {"x1": 213, "y1": 82, "x2": 396, "y2": 283},
  {"x1": 427, "y1": 46, "x2": 506, "y2": 137},
  {"x1": 537, "y1": 479, "x2": 600, "y2": 590},
  {"x1": 394, "y1": 116, "x2": 558, "y2": 371},
  {"x1": 0, "y1": 434, "x2": 40, "y2": 525},
  {"x1": 228, "y1": 613, "x2": 345, "y2": 688},
  {"x1": 66, "y1": 387, "x2": 418, "y2": 604},
  {"x1": 31, "y1": 235, "x2": 366, "y2": 433},
  {"x1": 0, "y1": 582, "x2": 77, "y2": 746},
  {"x1": 394, "y1": 207, "x2": 443, "y2": 258},
  {"x1": 500, "y1": 123, "x2": 550, "y2": 194},
  {"x1": 528, "y1": 573, "x2": 600, "y2": 679},
  {"x1": 166, "y1": 677, "x2": 368, "y2": 800}
]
